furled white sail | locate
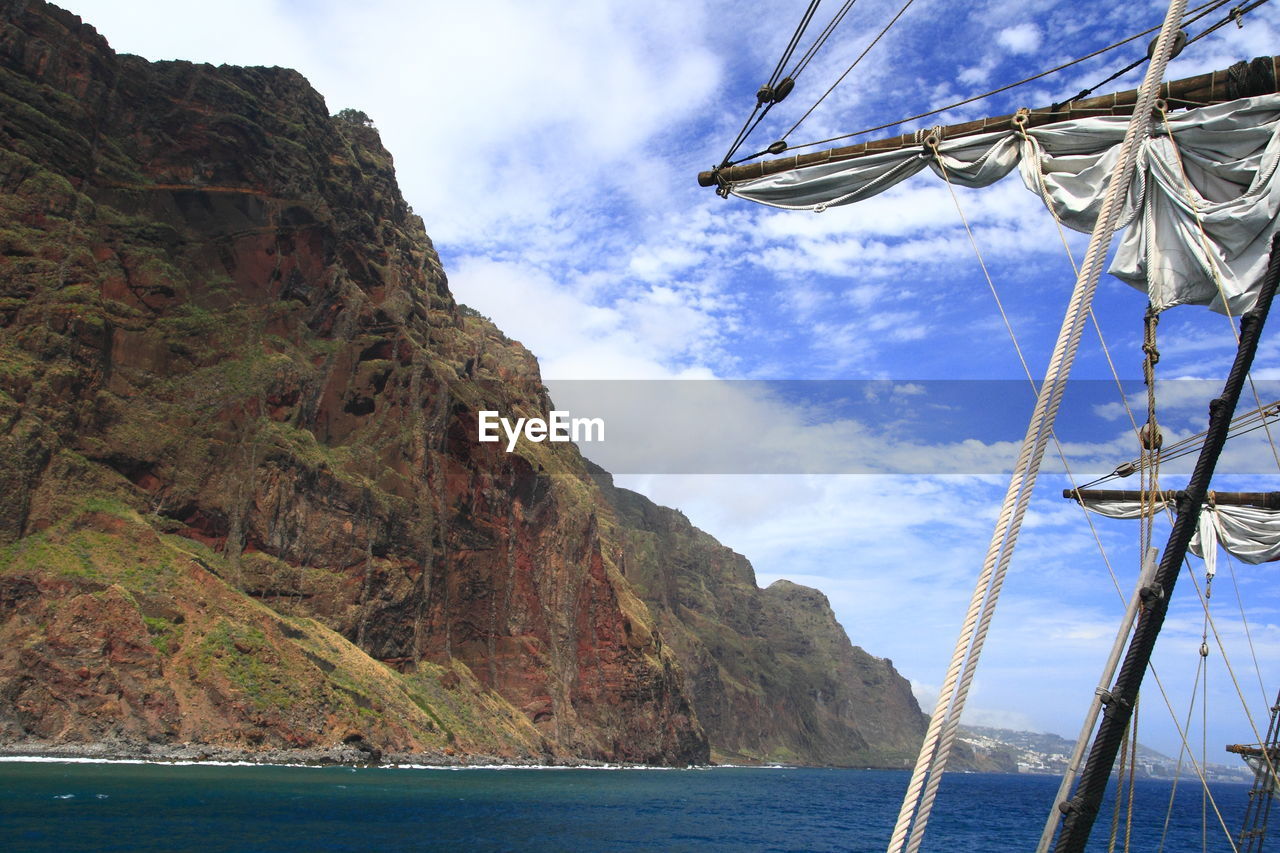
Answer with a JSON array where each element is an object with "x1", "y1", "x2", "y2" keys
[
  {"x1": 729, "y1": 94, "x2": 1280, "y2": 315},
  {"x1": 1080, "y1": 499, "x2": 1280, "y2": 576}
]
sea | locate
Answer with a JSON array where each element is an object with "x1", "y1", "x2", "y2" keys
[{"x1": 0, "y1": 760, "x2": 1254, "y2": 851}]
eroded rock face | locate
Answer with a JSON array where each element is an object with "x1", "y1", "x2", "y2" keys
[
  {"x1": 0, "y1": 0, "x2": 704, "y2": 764},
  {"x1": 0, "y1": 0, "x2": 924, "y2": 769},
  {"x1": 590, "y1": 463, "x2": 927, "y2": 767}
]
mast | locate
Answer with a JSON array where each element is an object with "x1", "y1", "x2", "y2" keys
[
  {"x1": 1054, "y1": 233, "x2": 1280, "y2": 852},
  {"x1": 698, "y1": 56, "x2": 1280, "y2": 190}
]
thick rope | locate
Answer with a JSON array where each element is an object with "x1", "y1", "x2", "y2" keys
[
  {"x1": 942, "y1": 164, "x2": 1217, "y2": 853},
  {"x1": 888, "y1": 3, "x2": 1190, "y2": 850}
]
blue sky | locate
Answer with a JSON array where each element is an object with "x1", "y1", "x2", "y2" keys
[{"x1": 61, "y1": 0, "x2": 1280, "y2": 763}]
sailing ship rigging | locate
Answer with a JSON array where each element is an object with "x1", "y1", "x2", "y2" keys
[{"x1": 699, "y1": 1, "x2": 1280, "y2": 850}]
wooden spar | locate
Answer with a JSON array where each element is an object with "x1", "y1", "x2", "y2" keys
[
  {"x1": 1227, "y1": 744, "x2": 1280, "y2": 758},
  {"x1": 1064, "y1": 489, "x2": 1280, "y2": 509},
  {"x1": 697, "y1": 55, "x2": 1280, "y2": 188}
]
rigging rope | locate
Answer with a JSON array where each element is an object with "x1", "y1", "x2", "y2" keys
[
  {"x1": 889, "y1": 6, "x2": 1191, "y2": 850},
  {"x1": 1051, "y1": 0, "x2": 1249, "y2": 109},
  {"x1": 1203, "y1": 576, "x2": 1212, "y2": 853},
  {"x1": 935, "y1": 147, "x2": 1174, "y2": 853},
  {"x1": 1185, "y1": 563, "x2": 1280, "y2": 791},
  {"x1": 781, "y1": 0, "x2": 918, "y2": 143},
  {"x1": 717, "y1": 0, "x2": 822, "y2": 168},
  {"x1": 787, "y1": 0, "x2": 860, "y2": 81},
  {"x1": 1225, "y1": 557, "x2": 1270, "y2": 707},
  {"x1": 775, "y1": 0, "x2": 1261, "y2": 158},
  {"x1": 937, "y1": 149, "x2": 1224, "y2": 853},
  {"x1": 1110, "y1": 721, "x2": 1127, "y2": 852},
  {"x1": 948, "y1": 109, "x2": 1263, "y2": 852},
  {"x1": 1128, "y1": 699, "x2": 1140, "y2": 852},
  {"x1": 1016, "y1": 124, "x2": 1242, "y2": 853},
  {"x1": 1075, "y1": 402, "x2": 1280, "y2": 490},
  {"x1": 767, "y1": 0, "x2": 820, "y2": 89},
  {"x1": 1158, "y1": 651, "x2": 1204, "y2": 853}
]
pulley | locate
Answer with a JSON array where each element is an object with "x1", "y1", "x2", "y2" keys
[
  {"x1": 755, "y1": 76, "x2": 796, "y2": 106},
  {"x1": 1146, "y1": 29, "x2": 1187, "y2": 60},
  {"x1": 1139, "y1": 421, "x2": 1163, "y2": 451}
]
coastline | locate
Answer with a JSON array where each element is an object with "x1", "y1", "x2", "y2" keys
[
  {"x1": 0, "y1": 741, "x2": 968, "y2": 772},
  {"x1": 0, "y1": 740, "x2": 619, "y2": 769}
]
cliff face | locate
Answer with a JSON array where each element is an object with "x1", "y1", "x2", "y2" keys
[
  {"x1": 0, "y1": 0, "x2": 925, "y2": 768},
  {"x1": 590, "y1": 464, "x2": 927, "y2": 766},
  {"x1": 0, "y1": 0, "x2": 702, "y2": 764}
]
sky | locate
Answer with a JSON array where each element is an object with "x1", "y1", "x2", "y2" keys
[{"x1": 58, "y1": 0, "x2": 1280, "y2": 765}]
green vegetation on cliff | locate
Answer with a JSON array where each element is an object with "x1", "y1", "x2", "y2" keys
[{"x1": 0, "y1": 0, "x2": 923, "y2": 768}]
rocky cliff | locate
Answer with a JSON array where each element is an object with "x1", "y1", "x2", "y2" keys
[
  {"x1": 591, "y1": 464, "x2": 926, "y2": 766},
  {"x1": 0, "y1": 0, "x2": 924, "y2": 767}
]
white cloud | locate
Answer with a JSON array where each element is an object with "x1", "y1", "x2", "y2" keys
[
  {"x1": 449, "y1": 257, "x2": 725, "y2": 379},
  {"x1": 997, "y1": 23, "x2": 1043, "y2": 54}
]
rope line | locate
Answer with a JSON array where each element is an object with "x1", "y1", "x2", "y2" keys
[
  {"x1": 782, "y1": 0, "x2": 918, "y2": 143},
  {"x1": 1225, "y1": 556, "x2": 1270, "y2": 707},
  {"x1": 1110, "y1": 722, "x2": 1126, "y2": 852},
  {"x1": 937, "y1": 156, "x2": 1159, "y2": 853},
  {"x1": 1076, "y1": 402, "x2": 1280, "y2": 490},
  {"x1": 889, "y1": 6, "x2": 1189, "y2": 849},
  {"x1": 789, "y1": 0, "x2": 861, "y2": 82},
  {"x1": 1053, "y1": 0, "x2": 1245, "y2": 109},
  {"x1": 1158, "y1": 651, "x2": 1205, "y2": 852},
  {"x1": 1184, "y1": 564, "x2": 1280, "y2": 791},
  {"x1": 718, "y1": 0, "x2": 822, "y2": 168},
  {"x1": 1127, "y1": 701, "x2": 1139, "y2": 852},
  {"x1": 938, "y1": 160, "x2": 1221, "y2": 853},
  {"x1": 1021, "y1": 125, "x2": 1236, "y2": 852},
  {"x1": 778, "y1": 0, "x2": 1255, "y2": 156},
  {"x1": 768, "y1": 0, "x2": 820, "y2": 89}
]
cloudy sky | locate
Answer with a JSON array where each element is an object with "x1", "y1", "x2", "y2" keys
[{"x1": 62, "y1": 0, "x2": 1280, "y2": 763}]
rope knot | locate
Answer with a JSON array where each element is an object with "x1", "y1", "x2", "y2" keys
[
  {"x1": 1011, "y1": 108, "x2": 1031, "y2": 140},
  {"x1": 711, "y1": 170, "x2": 731, "y2": 199},
  {"x1": 918, "y1": 126, "x2": 943, "y2": 157}
]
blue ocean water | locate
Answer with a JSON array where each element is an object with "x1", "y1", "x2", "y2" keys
[{"x1": 0, "y1": 761, "x2": 1252, "y2": 852}]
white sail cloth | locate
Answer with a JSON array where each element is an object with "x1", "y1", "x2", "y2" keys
[
  {"x1": 729, "y1": 94, "x2": 1280, "y2": 315},
  {"x1": 1081, "y1": 499, "x2": 1280, "y2": 577}
]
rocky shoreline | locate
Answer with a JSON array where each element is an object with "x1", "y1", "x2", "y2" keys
[{"x1": 0, "y1": 740, "x2": 621, "y2": 769}]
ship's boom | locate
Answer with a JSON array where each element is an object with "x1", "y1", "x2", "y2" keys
[{"x1": 698, "y1": 56, "x2": 1280, "y2": 189}]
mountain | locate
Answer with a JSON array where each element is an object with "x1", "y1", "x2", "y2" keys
[
  {"x1": 959, "y1": 726, "x2": 1255, "y2": 782},
  {"x1": 0, "y1": 0, "x2": 924, "y2": 766},
  {"x1": 591, "y1": 463, "x2": 925, "y2": 766}
]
